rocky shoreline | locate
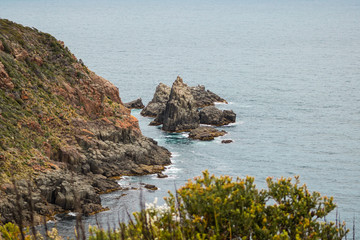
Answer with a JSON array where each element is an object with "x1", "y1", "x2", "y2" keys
[
  {"x1": 0, "y1": 19, "x2": 170, "y2": 225},
  {"x1": 0, "y1": 20, "x2": 235, "y2": 226}
]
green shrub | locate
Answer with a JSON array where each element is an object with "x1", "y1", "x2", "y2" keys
[{"x1": 89, "y1": 171, "x2": 348, "y2": 240}]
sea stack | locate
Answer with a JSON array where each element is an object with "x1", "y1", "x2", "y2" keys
[{"x1": 158, "y1": 76, "x2": 200, "y2": 132}]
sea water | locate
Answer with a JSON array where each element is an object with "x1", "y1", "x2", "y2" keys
[{"x1": 1, "y1": 0, "x2": 360, "y2": 237}]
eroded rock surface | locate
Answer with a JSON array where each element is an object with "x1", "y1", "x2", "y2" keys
[
  {"x1": 156, "y1": 76, "x2": 200, "y2": 132},
  {"x1": 199, "y1": 106, "x2": 236, "y2": 126},
  {"x1": 142, "y1": 81, "x2": 227, "y2": 119},
  {"x1": 188, "y1": 126, "x2": 227, "y2": 141},
  {"x1": 141, "y1": 83, "x2": 171, "y2": 117},
  {"x1": 124, "y1": 98, "x2": 145, "y2": 109},
  {"x1": 0, "y1": 19, "x2": 171, "y2": 224},
  {"x1": 190, "y1": 85, "x2": 227, "y2": 107},
  {"x1": 0, "y1": 170, "x2": 119, "y2": 224}
]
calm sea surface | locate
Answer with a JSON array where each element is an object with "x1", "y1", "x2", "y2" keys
[{"x1": 2, "y1": 0, "x2": 360, "y2": 237}]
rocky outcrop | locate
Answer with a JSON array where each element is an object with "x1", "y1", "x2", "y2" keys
[
  {"x1": 143, "y1": 77, "x2": 235, "y2": 137},
  {"x1": 0, "y1": 19, "x2": 171, "y2": 224},
  {"x1": 190, "y1": 85, "x2": 227, "y2": 107},
  {"x1": 141, "y1": 83, "x2": 171, "y2": 117},
  {"x1": 69, "y1": 118, "x2": 171, "y2": 177},
  {"x1": 124, "y1": 98, "x2": 145, "y2": 109},
  {"x1": 154, "y1": 77, "x2": 200, "y2": 132},
  {"x1": 0, "y1": 170, "x2": 120, "y2": 224},
  {"x1": 0, "y1": 61, "x2": 14, "y2": 90},
  {"x1": 188, "y1": 127, "x2": 227, "y2": 141},
  {"x1": 142, "y1": 82, "x2": 227, "y2": 119},
  {"x1": 199, "y1": 106, "x2": 236, "y2": 126}
]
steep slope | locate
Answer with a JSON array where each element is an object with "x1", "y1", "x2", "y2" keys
[{"x1": 0, "y1": 19, "x2": 171, "y2": 224}]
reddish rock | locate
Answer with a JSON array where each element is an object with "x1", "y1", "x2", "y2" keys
[
  {"x1": 21, "y1": 90, "x2": 29, "y2": 100},
  {"x1": 15, "y1": 49, "x2": 29, "y2": 61},
  {"x1": 32, "y1": 55, "x2": 43, "y2": 66},
  {"x1": 26, "y1": 120, "x2": 43, "y2": 134},
  {"x1": 58, "y1": 40, "x2": 65, "y2": 47},
  {"x1": 0, "y1": 62, "x2": 14, "y2": 90}
]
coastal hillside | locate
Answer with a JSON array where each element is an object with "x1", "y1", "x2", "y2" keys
[{"x1": 0, "y1": 19, "x2": 171, "y2": 224}]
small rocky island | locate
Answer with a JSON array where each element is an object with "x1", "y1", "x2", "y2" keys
[{"x1": 142, "y1": 76, "x2": 236, "y2": 140}]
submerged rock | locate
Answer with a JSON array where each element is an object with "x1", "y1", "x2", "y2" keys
[
  {"x1": 199, "y1": 106, "x2": 236, "y2": 126},
  {"x1": 124, "y1": 98, "x2": 145, "y2": 109},
  {"x1": 144, "y1": 184, "x2": 158, "y2": 190},
  {"x1": 157, "y1": 173, "x2": 168, "y2": 178},
  {"x1": 157, "y1": 76, "x2": 200, "y2": 132},
  {"x1": 188, "y1": 126, "x2": 227, "y2": 141},
  {"x1": 141, "y1": 83, "x2": 171, "y2": 117},
  {"x1": 221, "y1": 140, "x2": 233, "y2": 144}
]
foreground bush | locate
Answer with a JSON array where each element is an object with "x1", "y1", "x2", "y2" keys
[{"x1": 89, "y1": 171, "x2": 348, "y2": 240}]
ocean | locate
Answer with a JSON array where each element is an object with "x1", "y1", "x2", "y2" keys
[{"x1": 1, "y1": 0, "x2": 360, "y2": 237}]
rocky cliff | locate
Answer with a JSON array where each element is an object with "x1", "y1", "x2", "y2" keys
[{"x1": 0, "y1": 19, "x2": 170, "y2": 224}]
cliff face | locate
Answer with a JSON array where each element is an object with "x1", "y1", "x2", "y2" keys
[{"x1": 0, "y1": 19, "x2": 171, "y2": 223}]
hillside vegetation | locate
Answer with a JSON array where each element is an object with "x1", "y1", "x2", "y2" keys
[{"x1": 0, "y1": 19, "x2": 170, "y2": 224}]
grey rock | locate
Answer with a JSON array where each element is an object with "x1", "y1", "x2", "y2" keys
[
  {"x1": 199, "y1": 106, "x2": 236, "y2": 126},
  {"x1": 124, "y1": 98, "x2": 145, "y2": 109},
  {"x1": 157, "y1": 173, "x2": 168, "y2": 178},
  {"x1": 157, "y1": 76, "x2": 200, "y2": 132},
  {"x1": 144, "y1": 184, "x2": 158, "y2": 190},
  {"x1": 141, "y1": 83, "x2": 171, "y2": 117},
  {"x1": 188, "y1": 126, "x2": 227, "y2": 141},
  {"x1": 190, "y1": 85, "x2": 227, "y2": 107},
  {"x1": 223, "y1": 110, "x2": 236, "y2": 123}
]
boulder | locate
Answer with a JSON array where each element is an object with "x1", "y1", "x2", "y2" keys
[
  {"x1": 124, "y1": 98, "x2": 145, "y2": 109},
  {"x1": 221, "y1": 140, "x2": 233, "y2": 144},
  {"x1": 157, "y1": 76, "x2": 200, "y2": 132},
  {"x1": 144, "y1": 184, "x2": 158, "y2": 190},
  {"x1": 0, "y1": 62, "x2": 14, "y2": 90},
  {"x1": 223, "y1": 110, "x2": 236, "y2": 123},
  {"x1": 157, "y1": 173, "x2": 168, "y2": 178},
  {"x1": 199, "y1": 106, "x2": 236, "y2": 126},
  {"x1": 190, "y1": 85, "x2": 227, "y2": 107},
  {"x1": 141, "y1": 83, "x2": 171, "y2": 117},
  {"x1": 188, "y1": 126, "x2": 227, "y2": 141}
]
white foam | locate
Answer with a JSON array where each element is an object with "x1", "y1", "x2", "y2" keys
[
  {"x1": 67, "y1": 212, "x2": 77, "y2": 217},
  {"x1": 164, "y1": 166, "x2": 181, "y2": 173},
  {"x1": 222, "y1": 121, "x2": 243, "y2": 127},
  {"x1": 181, "y1": 132, "x2": 189, "y2": 137},
  {"x1": 214, "y1": 102, "x2": 228, "y2": 105},
  {"x1": 171, "y1": 152, "x2": 180, "y2": 157}
]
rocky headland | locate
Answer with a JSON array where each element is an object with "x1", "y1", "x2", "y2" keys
[{"x1": 0, "y1": 19, "x2": 170, "y2": 224}]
